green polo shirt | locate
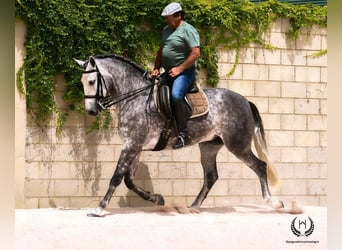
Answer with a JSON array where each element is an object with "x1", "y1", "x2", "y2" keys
[{"x1": 161, "y1": 22, "x2": 200, "y2": 71}]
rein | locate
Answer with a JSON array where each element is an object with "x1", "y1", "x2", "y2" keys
[{"x1": 82, "y1": 67, "x2": 156, "y2": 109}]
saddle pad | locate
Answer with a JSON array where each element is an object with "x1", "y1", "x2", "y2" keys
[
  {"x1": 154, "y1": 84, "x2": 209, "y2": 120},
  {"x1": 186, "y1": 88, "x2": 209, "y2": 119}
]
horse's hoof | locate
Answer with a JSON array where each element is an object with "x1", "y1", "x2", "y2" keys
[
  {"x1": 268, "y1": 198, "x2": 284, "y2": 209},
  {"x1": 153, "y1": 193, "x2": 165, "y2": 206},
  {"x1": 87, "y1": 207, "x2": 110, "y2": 217}
]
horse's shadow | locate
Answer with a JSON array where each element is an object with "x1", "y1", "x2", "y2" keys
[{"x1": 99, "y1": 204, "x2": 283, "y2": 217}]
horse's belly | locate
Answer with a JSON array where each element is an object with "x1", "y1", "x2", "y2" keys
[
  {"x1": 142, "y1": 130, "x2": 162, "y2": 150},
  {"x1": 197, "y1": 131, "x2": 218, "y2": 143}
]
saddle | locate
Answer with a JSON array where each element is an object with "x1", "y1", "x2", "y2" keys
[
  {"x1": 155, "y1": 73, "x2": 209, "y2": 121},
  {"x1": 152, "y1": 75, "x2": 209, "y2": 151}
]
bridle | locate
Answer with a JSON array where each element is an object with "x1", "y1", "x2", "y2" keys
[
  {"x1": 82, "y1": 66, "x2": 156, "y2": 110},
  {"x1": 82, "y1": 66, "x2": 108, "y2": 102}
]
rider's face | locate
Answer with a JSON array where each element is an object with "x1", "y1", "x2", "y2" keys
[{"x1": 165, "y1": 14, "x2": 182, "y2": 29}]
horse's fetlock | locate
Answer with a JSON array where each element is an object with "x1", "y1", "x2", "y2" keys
[{"x1": 100, "y1": 200, "x2": 108, "y2": 209}]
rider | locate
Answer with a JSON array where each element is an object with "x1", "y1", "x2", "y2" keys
[{"x1": 151, "y1": 2, "x2": 201, "y2": 149}]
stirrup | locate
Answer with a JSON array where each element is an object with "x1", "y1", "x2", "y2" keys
[
  {"x1": 188, "y1": 84, "x2": 199, "y2": 93},
  {"x1": 172, "y1": 132, "x2": 191, "y2": 149}
]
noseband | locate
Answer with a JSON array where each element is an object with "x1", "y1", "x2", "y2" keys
[{"x1": 82, "y1": 66, "x2": 156, "y2": 110}]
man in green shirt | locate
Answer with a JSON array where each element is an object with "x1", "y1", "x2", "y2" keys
[{"x1": 151, "y1": 2, "x2": 201, "y2": 149}]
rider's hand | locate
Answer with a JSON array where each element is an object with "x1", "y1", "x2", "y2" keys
[
  {"x1": 151, "y1": 68, "x2": 160, "y2": 76},
  {"x1": 168, "y1": 66, "x2": 183, "y2": 78}
]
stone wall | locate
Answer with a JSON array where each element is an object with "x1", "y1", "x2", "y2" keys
[{"x1": 15, "y1": 18, "x2": 327, "y2": 209}]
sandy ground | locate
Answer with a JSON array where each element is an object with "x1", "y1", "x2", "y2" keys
[{"x1": 15, "y1": 205, "x2": 326, "y2": 250}]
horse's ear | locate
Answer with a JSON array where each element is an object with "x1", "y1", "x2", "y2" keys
[
  {"x1": 73, "y1": 58, "x2": 86, "y2": 68},
  {"x1": 89, "y1": 56, "x2": 96, "y2": 67}
]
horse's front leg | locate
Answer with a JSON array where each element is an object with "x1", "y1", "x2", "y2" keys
[
  {"x1": 121, "y1": 151, "x2": 164, "y2": 205},
  {"x1": 123, "y1": 168, "x2": 165, "y2": 206},
  {"x1": 103, "y1": 150, "x2": 165, "y2": 207},
  {"x1": 88, "y1": 147, "x2": 139, "y2": 217},
  {"x1": 88, "y1": 147, "x2": 164, "y2": 217}
]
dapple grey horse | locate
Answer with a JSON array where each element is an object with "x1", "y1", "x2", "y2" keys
[{"x1": 74, "y1": 54, "x2": 283, "y2": 216}]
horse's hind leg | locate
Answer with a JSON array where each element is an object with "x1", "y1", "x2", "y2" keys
[
  {"x1": 191, "y1": 137, "x2": 224, "y2": 209},
  {"x1": 233, "y1": 149, "x2": 282, "y2": 208}
]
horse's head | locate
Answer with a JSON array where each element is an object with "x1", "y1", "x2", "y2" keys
[{"x1": 74, "y1": 56, "x2": 108, "y2": 116}]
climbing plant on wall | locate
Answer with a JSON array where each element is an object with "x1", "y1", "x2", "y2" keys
[{"x1": 15, "y1": 0, "x2": 327, "y2": 131}]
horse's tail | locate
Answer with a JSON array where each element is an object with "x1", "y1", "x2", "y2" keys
[{"x1": 249, "y1": 101, "x2": 280, "y2": 188}]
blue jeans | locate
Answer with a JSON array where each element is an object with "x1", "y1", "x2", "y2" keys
[{"x1": 164, "y1": 67, "x2": 196, "y2": 103}]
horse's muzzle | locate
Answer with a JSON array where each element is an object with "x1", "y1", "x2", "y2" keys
[{"x1": 86, "y1": 102, "x2": 102, "y2": 116}]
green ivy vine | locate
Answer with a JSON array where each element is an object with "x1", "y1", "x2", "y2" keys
[{"x1": 15, "y1": 0, "x2": 327, "y2": 131}]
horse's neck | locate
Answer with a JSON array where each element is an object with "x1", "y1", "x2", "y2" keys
[
  {"x1": 102, "y1": 61, "x2": 149, "y2": 114},
  {"x1": 106, "y1": 60, "x2": 146, "y2": 93},
  {"x1": 112, "y1": 73, "x2": 146, "y2": 97}
]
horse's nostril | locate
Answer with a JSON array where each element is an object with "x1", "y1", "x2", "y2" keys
[{"x1": 87, "y1": 110, "x2": 98, "y2": 116}]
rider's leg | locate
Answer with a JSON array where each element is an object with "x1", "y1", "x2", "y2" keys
[{"x1": 171, "y1": 67, "x2": 195, "y2": 149}]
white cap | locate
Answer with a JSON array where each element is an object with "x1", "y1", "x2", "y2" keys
[{"x1": 161, "y1": 2, "x2": 182, "y2": 16}]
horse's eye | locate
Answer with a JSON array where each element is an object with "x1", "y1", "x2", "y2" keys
[{"x1": 89, "y1": 80, "x2": 95, "y2": 85}]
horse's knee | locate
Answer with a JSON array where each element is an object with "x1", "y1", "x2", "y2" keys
[
  {"x1": 110, "y1": 170, "x2": 125, "y2": 187},
  {"x1": 124, "y1": 175, "x2": 134, "y2": 189}
]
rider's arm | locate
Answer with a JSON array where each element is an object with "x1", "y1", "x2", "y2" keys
[
  {"x1": 152, "y1": 47, "x2": 163, "y2": 76},
  {"x1": 177, "y1": 47, "x2": 200, "y2": 72},
  {"x1": 168, "y1": 47, "x2": 200, "y2": 77}
]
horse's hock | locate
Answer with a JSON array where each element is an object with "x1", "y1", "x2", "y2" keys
[{"x1": 15, "y1": 18, "x2": 327, "y2": 209}]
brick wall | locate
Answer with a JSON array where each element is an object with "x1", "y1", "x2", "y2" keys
[{"x1": 16, "y1": 18, "x2": 327, "y2": 209}]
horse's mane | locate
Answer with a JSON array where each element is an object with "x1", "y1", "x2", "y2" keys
[{"x1": 94, "y1": 54, "x2": 147, "y2": 75}]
